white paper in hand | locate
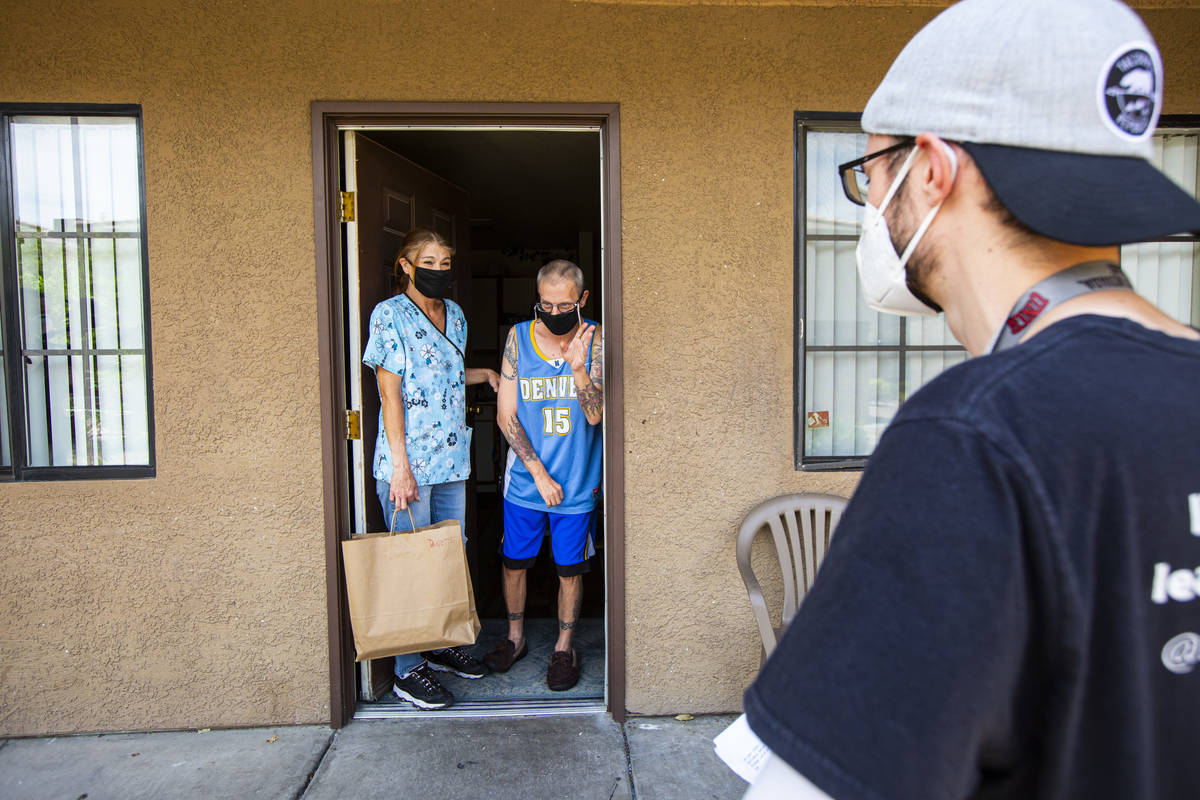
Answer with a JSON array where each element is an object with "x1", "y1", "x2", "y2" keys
[{"x1": 713, "y1": 713, "x2": 771, "y2": 783}]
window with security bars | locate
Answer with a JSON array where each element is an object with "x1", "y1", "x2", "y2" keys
[
  {"x1": 1, "y1": 106, "x2": 154, "y2": 479},
  {"x1": 794, "y1": 114, "x2": 1199, "y2": 469}
]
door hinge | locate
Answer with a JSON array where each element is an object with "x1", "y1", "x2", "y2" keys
[
  {"x1": 339, "y1": 191, "x2": 356, "y2": 223},
  {"x1": 345, "y1": 409, "x2": 361, "y2": 440}
]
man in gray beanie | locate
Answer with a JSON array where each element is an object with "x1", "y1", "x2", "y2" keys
[{"x1": 742, "y1": 1, "x2": 1200, "y2": 798}]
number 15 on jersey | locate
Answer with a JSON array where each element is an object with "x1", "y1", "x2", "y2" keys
[{"x1": 542, "y1": 406, "x2": 572, "y2": 435}]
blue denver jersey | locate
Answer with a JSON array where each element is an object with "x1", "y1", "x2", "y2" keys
[{"x1": 503, "y1": 319, "x2": 602, "y2": 514}]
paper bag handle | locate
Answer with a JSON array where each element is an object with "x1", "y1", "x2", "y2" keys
[{"x1": 389, "y1": 505, "x2": 417, "y2": 535}]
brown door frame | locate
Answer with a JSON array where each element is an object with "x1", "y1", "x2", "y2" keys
[{"x1": 311, "y1": 102, "x2": 625, "y2": 727}]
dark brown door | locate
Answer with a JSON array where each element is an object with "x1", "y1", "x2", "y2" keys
[{"x1": 344, "y1": 131, "x2": 472, "y2": 700}]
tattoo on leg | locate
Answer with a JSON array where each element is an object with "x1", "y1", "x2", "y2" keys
[
  {"x1": 558, "y1": 619, "x2": 577, "y2": 631},
  {"x1": 507, "y1": 611, "x2": 524, "y2": 621}
]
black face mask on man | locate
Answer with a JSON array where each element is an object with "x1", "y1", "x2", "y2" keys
[
  {"x1": 411, "y1": 265, "x2": 454, "y2": 299},
  {"x1": 535, "y1": 305, "x2": 581, "y2": 336}
]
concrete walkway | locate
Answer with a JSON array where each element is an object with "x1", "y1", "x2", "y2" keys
[{"x1": 0, "y1": 713, "x2": 747, "y2": 800}]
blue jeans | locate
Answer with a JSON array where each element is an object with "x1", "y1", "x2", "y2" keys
[{"x1": 376, "y1": 478, "x2": 468, "y2": 678}]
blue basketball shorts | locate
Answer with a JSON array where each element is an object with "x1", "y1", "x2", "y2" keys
[{"x1": 502, "y1": 499, "x2": 596, "y2": 577}]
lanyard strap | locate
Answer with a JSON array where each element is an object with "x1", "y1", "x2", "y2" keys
[{"x1": 987, "y1": 261, "x2": 1132, "y2": 354}]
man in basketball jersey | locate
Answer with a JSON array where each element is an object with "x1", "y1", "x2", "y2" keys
[{"x1": 486, "y1": 259, "x2": 603, "y2": 692}]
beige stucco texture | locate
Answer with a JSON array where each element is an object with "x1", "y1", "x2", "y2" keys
[{"x1": 2, "y1": 1, "x2": 1199, "y2": 733}]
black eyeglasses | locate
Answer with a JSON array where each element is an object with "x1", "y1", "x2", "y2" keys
[{"x1": 836, "y1": 138, "x2": 915, "y2": 206}]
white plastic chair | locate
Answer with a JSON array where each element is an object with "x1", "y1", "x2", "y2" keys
[{"x1": 736, "y1": 493, "x2": 848, "y2": 659}]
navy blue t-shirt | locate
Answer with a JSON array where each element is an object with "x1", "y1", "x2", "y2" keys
[{"x1": 745, "y1": 315, "x2": 1200, "y2": 800}]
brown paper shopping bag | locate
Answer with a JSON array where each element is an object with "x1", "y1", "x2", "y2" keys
[{"x1": 341, "y1": 513, "x2": 481, "y2": 662}]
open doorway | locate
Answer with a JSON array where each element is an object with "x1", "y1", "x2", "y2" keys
[{"x1": 313, "y1": 105, "x2": 624, "y2": 725}]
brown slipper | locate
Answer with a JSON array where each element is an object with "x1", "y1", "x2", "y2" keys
[
  {"x1": 547, "y1": 648, "x2": 580, "y2": 691},
  {"x1": 483, "y1": 638, "x2": 527, "y2": 673}
]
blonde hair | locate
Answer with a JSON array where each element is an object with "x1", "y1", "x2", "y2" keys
[{"x1": 392, "y1": 228, "x2": 454, "y2": 294}]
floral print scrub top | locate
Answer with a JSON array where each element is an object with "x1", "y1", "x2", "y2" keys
[{"x1": 362, "y1": 294, "x2": 471, "y2": 486}]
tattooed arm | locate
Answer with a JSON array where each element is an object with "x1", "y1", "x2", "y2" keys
[
  {"x1": 497, "y1": 326, "x2": 564, "y2": 507},
  {"x1": 566, "y1": 323, "x2": 603, "y2": 425}
]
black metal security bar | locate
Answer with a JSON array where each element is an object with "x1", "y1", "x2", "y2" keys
[{"x1": 0, "y1": 104, "x2": 154, "y2": 480}]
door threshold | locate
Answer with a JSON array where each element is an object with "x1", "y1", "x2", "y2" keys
[{"x1": 354, "y1": 698, "x2": 606, "y2": 720}]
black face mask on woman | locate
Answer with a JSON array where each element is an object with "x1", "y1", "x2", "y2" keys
[
  {"x1": 411, "y1": 266, "x2": 453, "y2": 299},
  {"x1": 535, "y1": 305, "x2": 581, "y2": 336}
]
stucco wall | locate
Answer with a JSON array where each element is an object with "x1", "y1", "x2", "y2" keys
[{"x1": 1, "y1": 0, "x2": 1198, "y2": 733}]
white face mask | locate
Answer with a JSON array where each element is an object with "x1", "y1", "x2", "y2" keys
[{"x1": 855, "y1": 143, "x2": 958, "y2": 317}]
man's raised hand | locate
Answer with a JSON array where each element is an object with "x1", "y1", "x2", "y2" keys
[{"x1": 566, "y1": 323, "x2": 595, "y2": 372}]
